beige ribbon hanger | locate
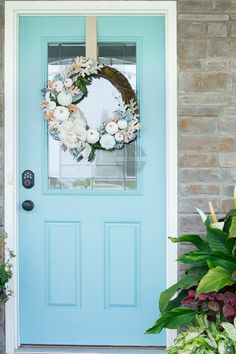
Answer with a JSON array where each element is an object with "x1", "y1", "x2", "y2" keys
[{"x1": 86, "y1": 16, "x2": 98, "y2": 61}]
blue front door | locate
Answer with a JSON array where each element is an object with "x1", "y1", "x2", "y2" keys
[{"x1": 19, "y1": 15, "x2": 166, "y2": 346}]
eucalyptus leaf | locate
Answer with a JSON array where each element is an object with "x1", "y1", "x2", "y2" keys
[{"x1": 196, "y1": 266, "x2": 235, "y2": 296}]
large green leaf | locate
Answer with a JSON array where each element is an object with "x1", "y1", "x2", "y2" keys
[
  {"x1": 164, "y1": 289, "x2": 188, "y2": 312},
  {"x1": 229, "y1": 216, "x2": 236, "y2": 238},
  {"x1": 178, "y1": 251, "x2": 209, "y2": 264},
  {"x1": 187, "y1": 265, "x2": 209, "y2": 277},
  {"x1": 206, "y1": 227, "x2": 234, "y2": 255},
  {"x1": 221, "y1": 322, "x2": 236, "y2": 342},
  {"x1": 159, "y1": 274, "x2": 200, "y2": 313},
  {"x1": 196, "y1": 266, "x2": 235, "y2": 296},
  {"x1": 226, "y1": 209, "x2": 236, "y2": 218},
  {"x1": 145, "y1": 307, "x2": 196, "y2": 334},
  {"x1": 169, "y1": 235, "x2": 211, "y2": 253},
  {"x1": 207, "y1": 252, "x2": 236, "y2": 272}
]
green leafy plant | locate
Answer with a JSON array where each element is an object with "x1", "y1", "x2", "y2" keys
[
  {"x1": 167, "y1": 314, "x2": 236, "y2": 354},
  {"x1": 0, "y1": 233, "x2": 15, "y2": 302},
  {"x1": 146, "y1": 189, "x2": 236, "y2": 335}
]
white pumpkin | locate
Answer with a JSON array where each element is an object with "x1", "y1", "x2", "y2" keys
[
  {"x1": 86, "y1": 129, "x2": 100, "y2": 144},
  {"x1": 105, "y1": 121, "x2": 118, "y2": 135},
  {"x1": 117, "y1": 119, "x2": 128, "y2": 130},
  {"x1": 57, "y1": 92, "x2": 73, "y2": 106}
]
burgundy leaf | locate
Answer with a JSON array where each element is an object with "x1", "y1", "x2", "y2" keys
[
  {"x1": 208, "y1": 301, "x2": 220, "y2": 312},
  {"x1": 223, "y1": 304, "x2": 235, "y2": 317}
]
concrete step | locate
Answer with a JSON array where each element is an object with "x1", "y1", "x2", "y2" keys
[{"x1": 16, "y1": 346, "x2": 166, "y2": 354}]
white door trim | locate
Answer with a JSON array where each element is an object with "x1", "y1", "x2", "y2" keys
[{"x1": 4, "y1": 2, "x2": 177, "y2": 353}]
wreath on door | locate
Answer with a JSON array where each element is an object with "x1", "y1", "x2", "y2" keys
[{"x1": 40, "y1": 56, "x2": 141, "y2": 162}]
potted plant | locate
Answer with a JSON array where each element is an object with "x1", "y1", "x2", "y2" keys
[
  {"x1": 146, "y1": 189, "x2": 236, "y2": 353},
  {"x1": 0, "y1": 233, "x2": 14, "y2": 302}
]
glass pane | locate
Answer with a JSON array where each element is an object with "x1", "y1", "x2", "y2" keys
[{"x1": 47, "y1": 42, "x2": 138, "y2": 191}]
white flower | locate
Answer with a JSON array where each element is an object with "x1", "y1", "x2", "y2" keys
[
  {"x1": 45, "y1": 91, "x2": 55, "y2": 102},
  {"x1": 117, "y1": 119, "x2": 128, "y2": 130},
  {"x1": 52, "y1": 80, "x2": 64, "y2": 92},
  {"x1": 59, "y1": 119, "x2": 74, "y2": 132},
  {"x1": 64, "y1": 78, "x2": 73, "y2": 88},
  {"x1": 105, "y1": 121, "x2": 118, "y2": 135},
  {"x1": 114, "y1": 132, "x2": 124, "y2": 142},
  {"x1": 54, "y1": 106, "x2": 70, "y2": 121},
  {"x1": 60, "y1": 131, "x2": 78, "y2": 149},
  {"x1": 71, "y1": 108, "x2": 87, "y2": 128},
  {"x1": 48, "y1": 120, "x2": 60, "y2": 131},
  {"x1": 86, "y1": 129, "x2": 100, "y2": 144},
  {"x1": 47, "y1": 101, "x2": 56, "y2": 111},
  {"x1": 57, "y1": 92, "x2": 73, "y2": 106},
  {"x1": 73, "y1": 119, "x2": 87, "y2": 141},
  {"x1": 59, "y1": 119, "x2": 87, "y2": 150},
  {"x1": 100, "y1": 134, "x2": 116, "y2": 150}
]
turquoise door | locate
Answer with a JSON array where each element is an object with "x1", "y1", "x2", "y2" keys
[{"x1": 19, "y1": 16, "x2": 166, "y2": 346}]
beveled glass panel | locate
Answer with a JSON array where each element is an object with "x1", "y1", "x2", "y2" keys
[{"x1": 47, "y1": 43, "x2": 138, "y2": 190}]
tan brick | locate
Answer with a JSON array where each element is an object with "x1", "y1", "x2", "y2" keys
[
  {"x1": 178, "y1": 105, "x2": 222, "y2": 116},
  {"x1": 220, "y1": 117, "x2": 236, "y2": 132},
  {"x1": 208, "y1": 39, "x2": 233, "y2": 57},
  {"x1": 179, "y1": 117, "x2": 218, "y2": 134},
  {"x1": 179, "y1": 215, "x2": 206, "y2": 233},
  {"x1": 224, "y1": 106, "x2": 236, "y2": 115},
  {"x1": 222, "y1": 184, "x2": 236, "y2": 197},
  {"x1": 215, "y1": 0, "x2": 236, "y2": 13},
  {"x1": 206, "y1": 61, "x2": 229, "y2": 71},
  {"x1": 207, "y1": 23, "x2": 227, "y2": 37},
  {"x1": 178, "y1": 40, "x2": 207, "y2": 58},
  {"x1": 180, "y1": 184, "x2": 220, "y2": 196},
  {"x1": 221, "y1": 199, "x2": 234, "y2": 213},
  {"x1": 179, "y1": 136, "x2": 236, "y2": 152},
  {"x1": 230, "y1": 59, "x2": 236, "y2": 70},
  {"x1": 178, "y1": 22, "x2": 206, "y2": 38},
  {"x1": 226, "y1": 95, "x2": 236, "y2": 104},
  {"x1": 179, "y1": 94, "x2": 226, "y2": 105},
  {"x1": 179, "y1": 72, "x2": 231, "y2": 93},
  {"x1": 179, "y1": 14, "x2": 230, "y2": 21},
  {"x1": 179, "y1": 197, "x2": 219, "y2": 213},
  {"x1": 220, "y1": 152, "x2": 236, "y2": 167},
  {"x1": 229, "y1": 21, "x2": 236, "y2": 36},
  {"x1": 178, "y1": 0, "x2": 215, "y2": 13},
  {"x1": 179, "y1": 168, "x2": 228, "y2": 183},
  {"x1": 179, "y1": 153, "x2": 218, "y2": 167},
  {"x1": 179, "y1": 59, "x2": 204, "y2": 71}
]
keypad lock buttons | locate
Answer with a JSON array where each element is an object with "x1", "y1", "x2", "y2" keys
[{"x1": 22, "y1": 170, "x2": 34, "y2": 189}]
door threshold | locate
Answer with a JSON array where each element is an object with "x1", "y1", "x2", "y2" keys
[{"x1": 16, "y1": 346, "x2": 166, "y2": 354}]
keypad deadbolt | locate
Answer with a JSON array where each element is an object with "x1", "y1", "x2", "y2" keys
[{"x1": 22, "y1": 170, "x2": 34, "y2": 189}]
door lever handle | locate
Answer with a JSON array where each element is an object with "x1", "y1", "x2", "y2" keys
[{"x1": 22, "y1": 200, "x2": 34, "y2": 211}]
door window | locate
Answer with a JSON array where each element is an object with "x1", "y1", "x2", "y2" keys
[{"x1": 47, "y1": 43, "x2": 138, "y2": 190}]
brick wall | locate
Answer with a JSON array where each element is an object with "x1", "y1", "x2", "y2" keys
[
  {"x1": 178, "y1": 0, "x2": 236, "y2": 236},
  {"x1": 2, "y1": 0, "x2": 236, "y2": 352}
]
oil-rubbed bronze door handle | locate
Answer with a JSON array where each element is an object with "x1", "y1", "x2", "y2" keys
[{"x1": 22, "y1": 200, "x2": 34, "y2": 211}]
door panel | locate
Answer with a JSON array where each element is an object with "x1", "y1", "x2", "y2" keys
[{"x1": 19, "y1": 16, "x2": 166, "y2": 346}]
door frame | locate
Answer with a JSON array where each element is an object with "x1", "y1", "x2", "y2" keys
[{"x1": 4, "y1": 1, "x2": 177, "y2": 353}]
